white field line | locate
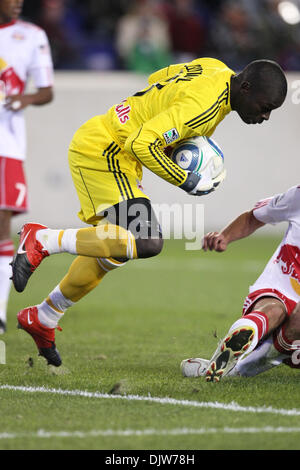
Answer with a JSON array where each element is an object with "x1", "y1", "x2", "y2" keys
[
  {"x1": 1, "y1": 384, "x2": 300, "y2": 417},
  {"x1": 1, "y1": 426, "x2": 300, "y2": 440}
]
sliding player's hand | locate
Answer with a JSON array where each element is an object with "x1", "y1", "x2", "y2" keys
[{"x1": 202, "y1": 232, "x2": 228, "y2": 252}]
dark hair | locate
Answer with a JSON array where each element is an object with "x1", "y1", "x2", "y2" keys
[{"x1": 242, "y1": 60, "x2": 288, "y2": 101}]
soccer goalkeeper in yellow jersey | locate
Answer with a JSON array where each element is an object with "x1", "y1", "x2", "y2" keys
[{"x1": 11, "y1": 57, "x2": 287, "y2": 366}]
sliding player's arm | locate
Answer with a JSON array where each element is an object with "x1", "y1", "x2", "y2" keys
[
  {"x1": 203, "y1": 186, "x2": 300, "y2": 252},
  {"x1": 203, "y1": 211, "x2": 265, "y2": 252}
]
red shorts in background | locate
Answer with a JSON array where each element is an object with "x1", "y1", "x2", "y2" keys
[{"x1": 0, "y1": 156, "x2": 28, "y2": 215}]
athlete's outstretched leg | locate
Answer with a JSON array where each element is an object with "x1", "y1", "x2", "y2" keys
[
  {"x1": 12, "y1": 198, "x2": 162, "y2": 293},
  {"x1": 11, "y1": 222, "x2": 137, "y2": 293},
  {"x1": 228, "y1": 300, "x2": 300, "y2": 376},
  {"x1": 205, "y1": 296, "x2": 286, "y2": 382},
  {"x1": 181, "y1": 297, "x2": 286, "y2": 378},
  {"x1": 16, "y1": 198, "x2": 163, "y2": 366}
]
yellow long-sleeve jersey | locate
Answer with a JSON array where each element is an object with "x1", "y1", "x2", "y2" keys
[{"x1": 102, "y1": 57, "x2": 235, "y2": 188}]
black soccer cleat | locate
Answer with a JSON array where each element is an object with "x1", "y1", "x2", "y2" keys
[
  {"x1": 11, "y1": 223, "x2": 49, "y2": 292},
  {"x1": 39, "y1": 344, "x2": 62, "y2": 367}
]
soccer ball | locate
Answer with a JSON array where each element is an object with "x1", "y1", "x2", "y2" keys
[{"x1": 170, "y1": 136, "x2": 225, "y2": 182}]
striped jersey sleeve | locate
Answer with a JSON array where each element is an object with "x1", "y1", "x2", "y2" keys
[{"x1": 124, "y1": 105, "x2": 190, "y2": 187}]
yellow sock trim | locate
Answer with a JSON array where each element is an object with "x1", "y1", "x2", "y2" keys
[
  {"x1": 58, "y1": 230, "x2": 65, "y2": 248},
  {"x1": 46, "y1": 297, "x2": 64, "y2": 314}
]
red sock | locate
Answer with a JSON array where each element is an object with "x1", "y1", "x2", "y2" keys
[
  {"x1": 273, "y1": 323, "x2": 297, "y2": 354},
  {"x1": 273, "y1": 323, "x2": 294, "y2": 354},
  {"x1": 245, "y1": 311, "x2": 269, "y2": 340}
]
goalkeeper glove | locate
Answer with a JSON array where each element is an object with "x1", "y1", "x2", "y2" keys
[{"x1": 179, "y1": 169, "x2": 226, "y2": 196}]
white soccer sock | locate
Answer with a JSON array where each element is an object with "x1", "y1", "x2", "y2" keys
[
  {"x1": 36, "y1": 228, "x2": 78, "y2": 255},
  {"x1": 37, "y1": 301, "x2": 63, "y2": 329},
  {"x1": 228, "y1": 317, "x2": 259, "y2": 357},
  {"x1": 0, "y1": 239, "x2": 14, "y2": 324},
  {"x1": 0, "y1": 255, "x2": 12, "y2": 323},
  {"x1": 37, "y1": 285, "x2": 74, "y2": 328}
]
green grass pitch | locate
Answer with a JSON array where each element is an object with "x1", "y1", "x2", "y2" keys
[{"x1": 1, "y1": 236, "x2": 300, "y2": 450}]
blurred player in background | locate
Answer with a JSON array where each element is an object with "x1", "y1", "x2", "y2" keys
[
  {"x1": 11, "y1": 55, "x2": 287, "y2": 367},
  {"x1": 0, "y1": 0, "x2": 54, "y2": 334},
  {"x1": 181, "y1": 185, "x2": 300, "y2": 381}
]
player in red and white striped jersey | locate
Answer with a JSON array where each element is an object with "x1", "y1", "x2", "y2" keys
[
  {"x1": 0, "y1": 0, "x2": 54, "y2": 333},
  {"x1": 181, "y1": 185, "x2": 300, "y2": 381}
]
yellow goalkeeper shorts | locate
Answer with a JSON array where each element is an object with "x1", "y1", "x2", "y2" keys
[{"x1": 68, "y1": 115, "x2": 148, "y2": 225}]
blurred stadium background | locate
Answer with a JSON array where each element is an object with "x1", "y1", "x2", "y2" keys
[{"x1": 16, "y1": 0, "x2": 300, "y2": 235}]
